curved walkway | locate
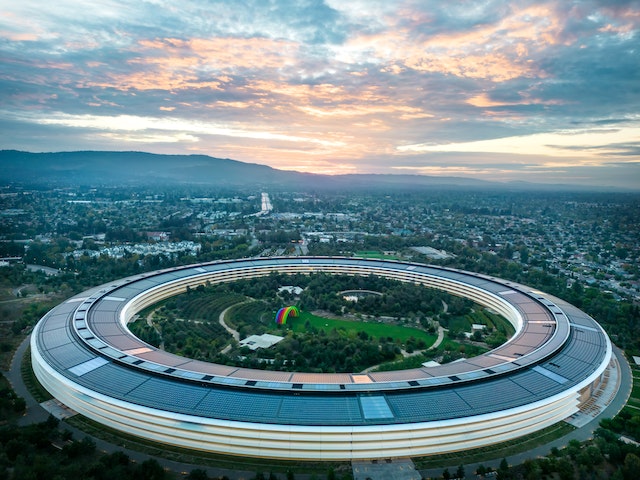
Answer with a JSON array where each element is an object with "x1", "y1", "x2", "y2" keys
[
  {"x1": 144, "y1": 308, "x2": 165, "y2": 350},
  {"x1": 218, "y1": 304, "x2": 241, "y2": 342},
  {"x1": 427, "y1": 326, "x2": 445, "y2": 351},
  {"x1": 4, "y1": 335, "x2": 50, "y2": 426},
  {"x1": 424, "y1": 299, "x2": 446, "y2": 351},
  {"x1": 360, "y1": 325, "x2": 444, "y2": 374}
]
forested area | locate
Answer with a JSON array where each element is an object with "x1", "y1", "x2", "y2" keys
[
  {"x1": 0, "y1": 374, "x2": 25, "y2": 420},
  {"x1": 486, "y1": 428, "x2": 640, "y2": 480},
  {"x1": 0, "y1": 415, "x2": 320, "y2": 479},
  {"x1": 0, "y1": 416, "x2": 173, "y2": 480},
  {"x1": 132, "y1": 273, "x2": 509, "y2": 373},
  {"x1": 218, "y1": 271, "x2": 463, "y2": 324},
  {"x1": 129, "y1": 289, "x2": 246, "y2": 361}
]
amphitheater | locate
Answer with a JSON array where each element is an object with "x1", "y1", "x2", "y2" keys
[{"x1": 31, "y1": 257, "x2": 613, "y2": 460}]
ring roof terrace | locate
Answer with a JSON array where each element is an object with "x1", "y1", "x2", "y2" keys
[{"x1": 67, "y1": 257, "x2": 575, "y2": 393}]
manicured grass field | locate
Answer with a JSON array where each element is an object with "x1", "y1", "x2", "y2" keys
[
  {"x1": 354, "y1": 250, "x2": 401, "y2": 260},
  {"x1": 628, "y1": 369, "x2": 640, "y2": 407},
  {"x1": 288, "y1": 310, "x2": 436, "y2": 344}
]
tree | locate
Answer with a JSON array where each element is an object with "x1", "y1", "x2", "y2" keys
[
  {"x1": 522, "y1": 459, "x2": 542, "y2": 480},
  {"x1": 623, "y1": 453, "x2": 640, "y2": 480},
  {"x1": 61, "y1": 436, "x2": 95, "y2": 458},
  {"x1": 577, "y1": 445, "x2": 603, "y2": 470},
  {"x1": 135, "y1": 458, "x2": 166, "y2": 480},
  {"x1": 556, "y1": 458, "x2": 574, "y2": 480},
  {"x1": 567, "y1": 438, "x2": 581, "y2": 459},
  {"x1": 101, "y1": 450, "x2": 130, "y2": 468},
  {"x1": 187, "y1": 469, "x2": 209, "y2": 480},
  {"x1": 497, "y1": 458, "x2": 510, "y2": 479}
]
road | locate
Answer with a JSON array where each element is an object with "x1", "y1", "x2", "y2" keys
[{"x1": 5, "y1": 334, "x2": 633, "y2": 479}]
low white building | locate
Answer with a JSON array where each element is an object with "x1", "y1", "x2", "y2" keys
[{"x1": 239, "y1": 333, "x2": 284, "y2": 351}]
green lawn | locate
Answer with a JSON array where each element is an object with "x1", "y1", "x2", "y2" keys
[
  {"x1": 631, "y1": 382, "x2": 640, "y2": 401},
  {"x1": 630, "y1": 367, "x2": 640, "y2": 402},
  {"x1": 288, "y1": 311, "x2": 436, "y2": 344},
  {"x1": 354, "y1": 250, "x2": 401, "y2": 260}
]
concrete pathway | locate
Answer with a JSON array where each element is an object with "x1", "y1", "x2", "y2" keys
[
  {"x1": 427, "y1": 326, "x2": 445, "y2": 351},
  {"x1": 144, "y1": 308, "x2": 165, "y2": 350},
  {"x1": 3, "y1": 335, "x2": 50, "y2": 426},
  {"x1": 219, "y1": 304, "x2": 241, "y2": 341}
]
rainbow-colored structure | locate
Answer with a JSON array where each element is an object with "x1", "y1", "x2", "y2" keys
[{"x1": 275, "y1": 306, "x2": 299, "y2": 325}]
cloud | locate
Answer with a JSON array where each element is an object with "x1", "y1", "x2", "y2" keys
[
  {"x1": 398, "y1": 124, "x2": 640, "y2": 162},
  {"x1": 466, "y1": 93, "x2": 563, "y2": 108},
  {"x1": 17, "y1": 111, "x2": 346, "y2": 147},
  {"x1": 386, "y1": 151, "x2": 640, "y2": 188},
  {"x1": 1, "y1": 1, "x2": 639, "y2": 187}
]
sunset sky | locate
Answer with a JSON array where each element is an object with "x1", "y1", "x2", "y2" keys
[{"x1": 1, "y1": 1, "x2": 639, "y2": 188}]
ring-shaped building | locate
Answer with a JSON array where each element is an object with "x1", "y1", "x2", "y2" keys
[{"x1": 31, "y1": 257, "x2": 612, "y2": 460}]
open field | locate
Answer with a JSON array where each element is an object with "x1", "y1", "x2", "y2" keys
[
  {"x1": 625, "y1": 366, "x2": 640, "y2": 411},
  {"x1": 354, "y1": 250, "x2": 401, "y2": 260},
  {"x1": 289, "y1": 310, "x2": 436, "y2": 344}
]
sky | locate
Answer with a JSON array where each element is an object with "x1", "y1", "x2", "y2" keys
[{"x1": 1, "y1": 0, "x2": 639, "y2": 188}]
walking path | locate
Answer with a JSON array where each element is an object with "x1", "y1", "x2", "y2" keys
[
  {"x1": 424, "y1": 300, "x2": 447, "y2": 352},
  {"x1": 144, "y1": 308, "x2": 164, "y2": 350},
  {"x1": 361, "y1": 324, "x2": 443, "y2": 373},
  {"x1": 218, "y1": 303, "x2": 242, "y2": 354},
  {"x1": 4, "y1": 335, "x2": 50, "y2": 426},
  {"x1": 428, "y1": 326, "x2": 445, "y2": 351},
  {"x1": 218, "y1": 304, "x2": 241, "y2": 341}
]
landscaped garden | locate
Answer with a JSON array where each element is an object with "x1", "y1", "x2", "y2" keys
[{"x1": 128, "y1": 273, "x2": 512, "y2": 374}]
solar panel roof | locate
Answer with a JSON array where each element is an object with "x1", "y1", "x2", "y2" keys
[{"x1": 32, "y1": 257, "x2": 611, "y2": 427}]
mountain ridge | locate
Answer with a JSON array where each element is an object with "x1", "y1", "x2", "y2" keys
[{"x1": 0, "y1": 150, "x2": 625, "y2": 191}]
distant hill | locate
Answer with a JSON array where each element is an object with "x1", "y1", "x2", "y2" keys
[
  {"x1": 0, "y1": 150, "x2": 617, "y2": 191},
  {"x1": 0, "y1": 150, "x2": 305, "y2": 187},
  {"x1": 0, "y1": 150, "x2": 494, "y2": 189}
]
